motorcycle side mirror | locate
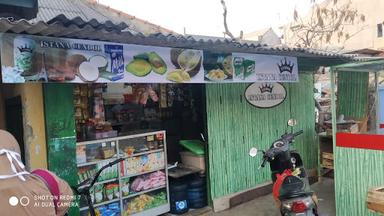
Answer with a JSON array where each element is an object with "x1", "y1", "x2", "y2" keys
[
  {"x1": 287, "y1": 119, "x2": 297, "y2": 127},
  {"x1": 249, "y1": 147, "x2": 258, "y2": 157}
]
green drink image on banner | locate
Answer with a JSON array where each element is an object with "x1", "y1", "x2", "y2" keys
[
  {"x1": 233, "y1": 57, "x2": 244, "y2": 79},
  {"x1": 13, "y1": 36, "x2": 36, "y2": 76},
  {"x1": 243, "y1": 59, "x2": 255, "y2": 79},
  {"x1": 233, "y1": 57, "x2": 255, "y2": 80}
]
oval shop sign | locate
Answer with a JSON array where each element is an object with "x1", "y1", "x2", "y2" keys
[{"x1": 245, "y1": 82, "x2": 287, "y2": 108}]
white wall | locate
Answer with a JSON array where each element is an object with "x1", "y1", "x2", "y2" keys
[{"x1": 260, "y1": 29, "x2": 281, "y2": 46}]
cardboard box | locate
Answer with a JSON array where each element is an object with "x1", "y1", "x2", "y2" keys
[
  {"x1": 367, "y1": 187, "x2": 384, "y2": 213},
  {"x1": 180, "y1": 151, "x2": 205, "y2": 173},
  {"x1": 321, "y1": 159, "x2": 334, "y2": 169},
  {"x1": 322, "y1": 152, "x2": 333, "y2": 160},
  {"x1": 76, "y1": 146, "x2": 87, "y2": 164},
  {"x1": 88, "y1": 130, "x2": 117, "y2": 140}
]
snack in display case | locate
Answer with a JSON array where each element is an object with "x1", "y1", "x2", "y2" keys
[
  {"x1": 123, "y1": 191, "x2": 167, "y2": 215},
  {"x1": 105, "y1": 183, "x2": 119, "y2": 200},
  {"x1": 94, "y1": 184, "x2": 104, "y2": 204},
  {"x1": 105, "y1": 184, "x2": 114, "y2": 201},
  {"x1": 121, "y1": 152, "x2": 165, "y2": 176},
  {"x1": 101, "y1": 145, "x2": 116, "y2": 159},
  {"x1": 76, "y1": 145, "x2": 87, "y2": 164},
  {"x1": 119, "y1": 136, "x2": 147, "y2": 156},
  {"x1": 97, "y1": 162, "x2": 118, "y2": 181},
  {"x1": 76, "y1": 131, "x2": 169, "y2": 216},
  {"x1": 77, "y1": 162, "x2": 118, "y2": 184},
  {"x1": 130, "y1": 171, "x2": 166, "y2": 193},
  {"x1": 77, "y1": 166, "x2": 97, "y2": 184},
  {"x1": 79, "y1": 141, "x2": 117, "y2": 163},
  {"x1": 80, "y1": 202, "x2": 121, "y2": 216},
  {"x1": 121, "y1": 178, "x2": 130, "y2": 197},
  {"x1": 85, "y1": 145, "x2": 101, "y2": 162}
]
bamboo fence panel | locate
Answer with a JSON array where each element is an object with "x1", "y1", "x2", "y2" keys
[
  {"x1": 335, "y1": 147, "x2": 384, "y2": 216},
  {"x1": 335, "y1": 71, "x2": 384, "y2": 216},
  {"x1": 206, "y1": 74, "x2": 318, "y2": 198},
  {"x1": 337, "y1": 72, "x2": 369, "y2": 119}
]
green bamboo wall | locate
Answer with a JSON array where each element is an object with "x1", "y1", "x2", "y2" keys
[
  {"x1": 335, "y1": 72, "x2": 383, "y2": 216},
  {"x1": 337, "y1": 72, "x2": 369, "y2": 119},
  {"x1": 206, "y1": 74, "x2": 318, "y2": 199},
  {"x1": 335, "y1": 147, "x2": 384, "y2": 216}
]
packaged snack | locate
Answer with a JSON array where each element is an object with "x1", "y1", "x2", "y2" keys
[
  {"x1": 121, "y1": 178, "x2": 130, "y2": 196},
  {"x1": 104, "y1": 44, "x2": 124, "y2": 81},
  {"x1": 113, "y1": 184, "x2": 119, "y2": 198},
  {"x1": 94, "y1": 185, "x2": 104, "y2": 203},
  {"x1": 105, "y1": 184, "x2": 114, "y2": 200}
]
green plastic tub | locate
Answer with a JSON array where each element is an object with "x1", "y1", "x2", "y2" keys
[{"x1": 179, "y1": 140, "x2": 205, "y2": 155}]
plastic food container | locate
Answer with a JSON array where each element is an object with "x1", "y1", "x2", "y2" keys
[
  {"x1": 179, "y1": 140, "x2": 205, "y2": 155},
  {"x1": 180, "y1": 151, "x2": 205, "y2": 172}
]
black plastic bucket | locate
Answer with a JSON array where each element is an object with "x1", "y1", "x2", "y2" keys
[
  {"x1": 187, "y1": 177, "x2": 207, "y2": 209},
  {"x1": 170, "y1": 181, "x2": 189, "y2": 214}
]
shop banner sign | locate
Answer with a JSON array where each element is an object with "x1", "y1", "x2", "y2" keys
[
  {"x1": 232, "y1": 53, "x2": 298, "y2": 82},
  {"x1": 1, "y1": 33, "x2": 298, "y2": 83},
  {"x1": 244, "y1": 82, "x2": 287, "y2": 108}
]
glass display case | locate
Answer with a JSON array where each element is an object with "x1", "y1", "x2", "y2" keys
[{"x1": 76, "y1": 130, "x2": 169, "y2": 216}]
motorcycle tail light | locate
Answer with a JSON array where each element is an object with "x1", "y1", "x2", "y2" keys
[{"x1": 291, "y1": 201, "x2": 307, "y2": 213}]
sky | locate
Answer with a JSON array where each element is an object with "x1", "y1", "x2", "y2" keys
[{"x1": 98, "y1": 0, "x2": 321, "y2": 37}]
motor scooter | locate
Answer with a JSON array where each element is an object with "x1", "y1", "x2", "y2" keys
[{"x1": 250, "y1": 120, "x2": 318, "y2": 216}]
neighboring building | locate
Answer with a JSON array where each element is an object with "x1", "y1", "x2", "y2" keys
[
  {"x1": 344, "y1": 48, "x2": 384, "y2": 58},
  {"x1": 283, "y1": 0, "x2": 384, "y2": 52},
  {"x1": 32, "y1": 0, "x2": 174, "y2": 35},
  {"x1": 185, "y1": 34, "x2": 262, "y2": 47},
  {"x1": 242, "y1": 28, "x2": 281, "y2": 46},
  {"x1": 187, "y1": 28, "x2": 281, "y2": 46}
]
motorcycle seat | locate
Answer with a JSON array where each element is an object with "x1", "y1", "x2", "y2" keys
[
  {"x1": 279, "y1": 190, "x2": 313, "y2": 200},
  {"x1": 278, "y1": 175, "x2": 313, "y2": 200}
]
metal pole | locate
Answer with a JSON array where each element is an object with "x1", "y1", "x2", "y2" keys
[
  {"x1": 375, "y1": 72, "x2": 379, "y2": 134},
  {"x1": 330, "y1": 67, "x2": 337, "y2": 215}
]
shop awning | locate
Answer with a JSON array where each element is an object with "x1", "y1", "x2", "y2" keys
[
  {"x1": 0, "y1": 15, "x2": 354, "y2": 65},
  {"x1": 332, "y1": 59, "x2": 384, "y2": 73},
  {"x1": 1, "y1": 15, "x2": 361, "y2": 84}
]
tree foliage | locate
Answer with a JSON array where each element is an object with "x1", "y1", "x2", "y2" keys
[{"x1": 287, "y1": 0, "x2": 366, "y2": 50}]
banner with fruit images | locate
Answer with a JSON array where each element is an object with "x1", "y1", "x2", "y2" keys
[{"x1": 1, "y1": 33, "x2": 298, "y2": 83}]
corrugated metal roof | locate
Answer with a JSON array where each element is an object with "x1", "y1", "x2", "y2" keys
[
  {"x1": 30, "y1": 0, "x2": 174, "y2": 35},
  {"x1": 0, "y1": 17, "x2": 354, "y2": 62},
  {"x1": 47, "y1": 14, "x2": 128, "y2": 32},
  {"x1": 33, "y1": 0, "x2": 89, "y2": 22}
]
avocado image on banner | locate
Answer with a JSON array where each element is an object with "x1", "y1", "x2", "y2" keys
[
  {"x1": 147, "y1": 52, "x2": 167, "y2": 74},
  {"x1": 125, "y1": 59, "x2": 152, "y2": 77}
]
